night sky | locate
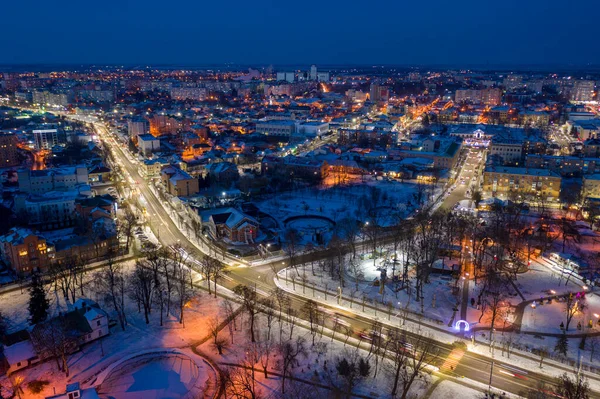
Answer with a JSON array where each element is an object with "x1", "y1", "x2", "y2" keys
[{"x1": 3, "y1": 0, "x2": 600, "y2": 66}]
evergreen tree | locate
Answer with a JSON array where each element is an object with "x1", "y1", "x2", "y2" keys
[
  {"x1": 555, "y1": 333, "x2": 569, "y2": 357},
  {"x1": 28, "y1": 273, "x2": 49, "y2": 325},
  {"x1": 579, "y1": 335, "x2": 587, "y2": 351}
]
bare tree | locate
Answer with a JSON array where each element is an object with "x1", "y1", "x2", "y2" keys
[
  {"x1": 208, "y1": 316, "x2": 229, "y2": 355},
  {"x1": 223, "y1": 363, "x2": 259, "y2": 399},
  {"x1": 233, "y1": 284, "x2": 259, "y2": 342},
  {"x1": 93, "y1": 251, "x2": 127, "y2": 330},
  {"x1": 130, "y1": 260, "x2": 154, "y2": 324},
  {"x1": 396, "y1": 333, "x2": 438, "y2": 399},
  {"x1": 564, "y1": 292, "x2": 585, "y2": 331},
  {"x1": 221, "y1": 299, "x2": 237, "y2": 344},
  {"x1": 280, "y1": 336, "x2": 307, "y2": 394},
  {"x1": 301, "y1": 299, "x2": 321, "y2": 346}
]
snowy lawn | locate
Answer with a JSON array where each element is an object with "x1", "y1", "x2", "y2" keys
[{"x1": 0, "y1": 262, "x2": 229, "y2": 399}]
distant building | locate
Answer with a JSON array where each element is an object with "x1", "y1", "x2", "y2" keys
[
  {"x1": 255, "y1": 120, "x2": 296, "y2": 137},
  {"x1": 128, "y1": 119, "x2": 148, "y2": 138},
  {"x1": 310, "y1": 65, "x2": 318, "y2": 81},
  {"x1": 570, "y1": 80, "x2": 595, "y2": 102},
  {"x1": 0, "y1": 132, "x2": 20, "y2": 167},
  {"x1": 297, "y1": 121, "x2": 329, "y2": 137},
  {"x1": 369, "y1": 83, "x2": 389, "y2": 102},
  {"x1": 454, "y1": 88, "x2": 502, "y2": 105},
  {"x1": 170, "y1": 87, "x2": 207, "y2": 101}
]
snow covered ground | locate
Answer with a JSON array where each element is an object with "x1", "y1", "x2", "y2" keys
[
  {"x1": 0, "y1": 262, "x2": 225, "y2": 399},
  {"x1": 257, "y1": 177, "x2": 431, "y2": 236}
]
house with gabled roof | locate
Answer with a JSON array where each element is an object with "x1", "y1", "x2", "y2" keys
[{"x1": 207, "y1": 208, "x2": 259, "y2": 244}]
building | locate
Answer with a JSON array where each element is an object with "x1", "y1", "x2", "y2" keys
[
  {"x1": 454, "y1": 88, "x2": 502, "y2": 105},
  {"x1": 570, "y1": 80, "x2": 595, "y2": 102},
  {"x1": 310, "y1": 65, "x2": 317, "y2": 81},
  {"x1": 32, "y1": 91, "x2": 70, "y2": 107},
  {"x1": 33, "y1": 128, "x2": 65, "y2": 150},
  {"x1": 369, "y1": 83, "x2": 390, "y2": 102},
  {"x1": 0, "y1": 228, "x2": 52, "y2": 274},
  {"x1": 46, "y1": 382, "x2": 100, "y2": 399},
  {"x1": 18, "y1": 166, "x2": 89, "y2": 194},
  {"x1": 3, "y1": 299, "x2": 108, "y2": 380},
  {"x1": 137, "y1": 134, "x2": 160, "y2": 156},
  {"x1": 262, "y1": 156, "x2": 329, "y2": 180},
  {"x1": 160, "y1": 166, "x2": 200, "y2": 197},
  {"x1": 142, "y1": 158, "x2": 169, "y2": 178},
  {"x1": 490, "y1": 139, "x2": 523, "y2": 164},
  {"x1": 205, "y1": 161, "x2": 239, "y2": 183},
  {"x1": 297, "y1": 121, "x2": 329, "y2": 137},
  {"x1": 317, "y1": 72, "x2": 330, "y2": 82},
  {"x1": 14, "y1": 191, "x2": 79, "y2": 230},
  {"x1": 170, "y1": 87, "x2": 207, "y2": 101},
  {"x1": 207, "y1": 208, "x2": 259, "y2": 243},
  {"x1": 482, "y1": 166, "x2": 561, "y2": 202},
  {"x1": 395, "y1": 139, "x2": 461, "y2": 169},
  {"x1": 255, "y1": 120, "x2": 296, "y2": 137},
  {"x1": 88, "y1": 165, "x2": 111, "y2": 183},
  {"x1": 583, "y1": 174, "x2": 600, "y2": 199},
  {"x1": 0, "y1": 132, "x2": 20, "y2": 167},
  {"x1": 338, "y1": 129, "x2": 397, "y2": 148},
  {"x1": 127, "y1": 119, "x2": 148, "y2": 138}
]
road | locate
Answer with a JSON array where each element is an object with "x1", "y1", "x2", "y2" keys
[
  {"x1": 33, "y1": 108, "x2": 600, "y2": 398},
  {"x1": 438, "y1": 147, "x2": 486, "y2": 211}
]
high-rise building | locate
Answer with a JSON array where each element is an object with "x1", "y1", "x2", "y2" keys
[
  {"x1": 571, "y1": 80, "x2": 595, "y2": 102},
  {"x1": 455, "y1": 88, "x2": 502, "y2": 105},
  {"x1": 310, "y1": 65, "x2": 317, "y2": 81},
  {"x1": 369, "y1": 83, "x2": 390, "y2": 102},
  {"x1": 284, "y1": 72, "x2": 295, "y2": 83},
  {"x1": 128, "y1": 119, "x2": 148, "y2": 138},
  {"x1": 0, "y1": 132, "x2": 20, "y2": 167},
  {"x1": 317, "y1": 72, "x2": 330, "y2": 82},
  {"x1": 33, "y1": 128, "x2": 65, "y2": 150}
]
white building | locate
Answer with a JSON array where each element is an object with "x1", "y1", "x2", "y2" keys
[
  {"x1": 128, "y1": 119, "x2": 148, "y2": 138},
  {"x1": 137, "y1": 134, "x2": 160, "y2": 156},
  {"x1": 490, "y1": 140, "x2": 523, "y2": 164},
  {"x1": 18, "y1": 166, "x2": 89, "y2": 194},
  {"x1": 14, "y1": 191, "x2": 79, "y2": 229},
  {"x1": 170, "y1": 87, "x2": 207, "y2": 101},
  {"x1": 33, "y1": 128, "x2": 63, "y2": 150},
  {"x1": 297, "y1": 121, "x2": 329, "y2": 137},
  {"x1": 310, "y1": 65, "x2": 317, "y2": 80},
  {"x1": 255, "y1": 120, "x2": 296, "y2": 137}
]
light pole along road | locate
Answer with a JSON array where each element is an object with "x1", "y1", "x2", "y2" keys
[{"x1": 56, "y1": 110, "x2": 600, "y2": 398}]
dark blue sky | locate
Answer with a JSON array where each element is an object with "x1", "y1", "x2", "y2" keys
[{"x1": 3, "y1": 0, "x2": 600, "y2": 66}]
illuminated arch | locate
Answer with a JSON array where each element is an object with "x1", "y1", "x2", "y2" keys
[{"x1": 454, "y1": 320, "x2": 470, "y2": 331}]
